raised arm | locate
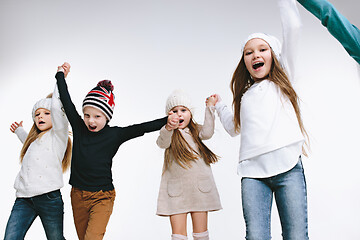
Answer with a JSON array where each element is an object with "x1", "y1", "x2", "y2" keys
[
  {"x1": 297, "y1": 0, "x2": 360, "y2": 64},
  {"x1": 278, "y1": 0, "x2": 302, "y2": 82},
  {"x1": 10, "y1": 121, "x2": 28, "y2": 143},
  {"x1": 199, "y1": 97, "x2": 217, "y2": 140},
  {"x1": 55, "y1": 68, "x2": 83, "y2": 128}
]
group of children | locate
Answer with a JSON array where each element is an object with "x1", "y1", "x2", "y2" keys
[{"x1": 4, "y1": 0, "x2": 359, "y2": 239}]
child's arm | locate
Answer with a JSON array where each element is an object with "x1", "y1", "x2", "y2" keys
[
  {"x1": 198, "y1": 96, "x2": 216, "y2": 140},
  {"x1": 55, "y1": 63, "x2": 83, "y2": 128},
  {"x1": 49, "y1": 81, "x2": 69, "y2": 159},
  {"x1": 119, "y1": 116, "x2": 168, "y2": 143},
  {"x1": 210, "y1": 94, "x2": 239, "y2": 137},
  {"x1": 297, "y1": 0, "x2": 360, "y2": 64},
  {"x1": 278, "y1": 0, "x2": 302, "y2": 82},
  {"x1": 10, "y1": 121, "x2": 27, "y2": 143},
  {"x1": 156, "y1": 112, "x2": 179, "y2": 149}
]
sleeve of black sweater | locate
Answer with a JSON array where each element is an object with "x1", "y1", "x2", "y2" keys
[
  {"x1": 55, "y1": 72, "x2": 83, "y2": 128},
  {"x1": 119, "y1": 116, "x2": 168, "y2": 142}
]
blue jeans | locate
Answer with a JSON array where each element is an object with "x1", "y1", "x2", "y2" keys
[
  {"x1": 241, "y1": 159, "x2": 309, "y2": 240},
  {"x1": 4, "y1": 190, "x2": 65, "y2": 240}
]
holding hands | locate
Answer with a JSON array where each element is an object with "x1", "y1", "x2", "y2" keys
[
  {"x1": 206, "y1": 94, "x2": 221, "y2": 107},
  {"x1": 10, "y1": 121, "x2": 23, "y2": 133},
  {"x1": 165, "y1": 111, "x2": 179, "y2": 131},
  {"x1": 57, "y1": 62, "x2": 71, "y2": 78}
]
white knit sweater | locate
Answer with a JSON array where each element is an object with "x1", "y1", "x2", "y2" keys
[
  {"x1": 215, "y1": 0, "x2": 305, "y2": 178},
  {"x1": 14, "y1": 84, "x2": 69, "y2": 198}
]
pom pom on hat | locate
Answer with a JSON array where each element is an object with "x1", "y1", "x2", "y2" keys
[
  {"x1": 32, "y1": 98, "x2": 52, "y2": 120},
  {"x1": 165, "y1": 89, "x2": 194, "y2": 115},
  {"x1": 82, "y1": 80, "x2": 115, "y2": 121},
  {"x1": 241, "y1": 32, "x2": 282, "y2": 62}
]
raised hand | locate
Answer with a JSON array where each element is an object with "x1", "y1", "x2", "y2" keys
[
  {"x1": 206, "y1": 94, "x2": 221, "y2": 106},
  {"x1": 10, "y1": 121, "x2": 23, "y2": 133},
  {"x1": 165, "y1": 111, "x2": 179, "y2": 131},
  {"x1": 62, "y1": 62, "x2": 71, "y2": 78},
  {"x1": 57, "y1": 62, "x2": 71, "y2": 78}
]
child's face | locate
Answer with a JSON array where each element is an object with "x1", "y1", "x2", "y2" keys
[
  {"x1": 170, "y1": 106, "x2": 191, "y2": 129},
  {"x1": 243, "y1": 38, "x2": 273, "y2": 81},
  {"x1": 34, "y1": 108, "x2": 52, "y2": 132},
  {"x1": 83, "y1": 106, "x2": 107, "y2": 132}
]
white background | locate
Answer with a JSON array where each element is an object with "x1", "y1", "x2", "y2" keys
[{"x1": 0, "y1": 0, "x2": 359, "y2": 239}]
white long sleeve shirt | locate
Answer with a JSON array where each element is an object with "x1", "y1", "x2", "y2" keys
[
  {"x1": 14, "y1": 84, "x2": 69, "y2": 198},
  {"x1": 215, "y1": 0, "x2": 305, "y2": 178}
]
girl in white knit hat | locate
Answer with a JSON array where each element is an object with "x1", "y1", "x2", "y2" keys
[
  {"x1": 210, "y1": 0, "x2": 309, "y2": 239},
  {"x1": 156, "y1": 89, "x2": 222, "y2": 240},
  {"x1": 4, "y1": 66, "x2": 72, "y2": 240}
]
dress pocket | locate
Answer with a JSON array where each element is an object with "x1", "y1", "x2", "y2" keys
[
  {"x1": 197, "y1": 177, "x2": 213, "y2": 193},
  {"x1": 167, "y1": 179, "x2": 183, "y2": 197}
]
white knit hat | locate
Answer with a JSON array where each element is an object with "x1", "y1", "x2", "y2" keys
[
  {"x1": 241, "y1": 32, "x2": 282, "y2": 62},
  {"x1": 165, "y1": 89, "x2": 194, "y2": 115},
  {"x1": 32, "y1": 98, "x2": 52, "y2": 120}
]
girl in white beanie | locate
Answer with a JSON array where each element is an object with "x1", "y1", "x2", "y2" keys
[
  {"x1": 4, "y1": 67, "x2": 72, "y2": 240},
  {"x1": 156, "y1": 90, "x2": 222, "y2": 240},
  {"x1": 210, "y1": 0, "x2": 309, "y2": 239}
]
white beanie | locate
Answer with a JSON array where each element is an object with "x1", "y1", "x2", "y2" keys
[
  {"x1": 241, "y1": 32, "x2": 282, "y2": 62},
  {"x1": 32, "y1": 98, "x2": 52, "y2": 120},
  {"x1": 165, "y1": 89, "x2": 194, "y2": 116}
]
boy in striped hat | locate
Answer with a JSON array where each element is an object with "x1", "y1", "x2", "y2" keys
[
  {"x1": 56, "y1": 62, "x2": 167, "y2": 240},
  {"x1": 82, "y1": 80, "x2": 115, "y2": 132}
]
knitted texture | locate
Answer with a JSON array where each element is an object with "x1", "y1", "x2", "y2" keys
[
  {"x1": 82, "y1": 80, "x2": 115, "y2": 120},
  {"x1": 32, "y1": 98, "x2": 52, "y2": 120},
  {"x1": 165, "y1": 89, "x2": 194, "y2": 115}
]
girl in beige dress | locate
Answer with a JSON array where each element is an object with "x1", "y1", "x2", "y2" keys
[{"x1": 156, "y1": 90, "x2": 222, "y2": 240}]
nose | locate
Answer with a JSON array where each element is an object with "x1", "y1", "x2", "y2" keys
[{"x1": 253, "y1": 50, "x2": 261, "y2": 59}]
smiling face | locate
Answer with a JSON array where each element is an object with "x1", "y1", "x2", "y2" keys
[
  {"x1": 243, "y1": 38, "x2": 273, "y2": 81},
  {"x1": 170, "y1": 106, "x2": 191, "y2": 129},
  {"x1": 34, "y1": 108, "x2": 52, "y2": 132},
  {"x1": 83, "y1": 106, "x2": 107, "y2": 132}
]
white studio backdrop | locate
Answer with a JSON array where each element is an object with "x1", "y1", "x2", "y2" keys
[{"x1": 0, "y1": 0, "x2": 359, "y2": 239}]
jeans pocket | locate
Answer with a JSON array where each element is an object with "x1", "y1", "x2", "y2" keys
[
  {"x1": 46, "y1": 190, "x2": 61, "y2": 200},
  {"x1": 197, "y1": 176, "x2": 213, "y2": 193},
  {"x1": 167, "y1": 179, "x2": 183, "y2": 197}
]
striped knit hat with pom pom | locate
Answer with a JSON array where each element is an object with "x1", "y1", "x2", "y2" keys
[{"x1": 82, "y1": 80, "x2": 115, "y2": 121}]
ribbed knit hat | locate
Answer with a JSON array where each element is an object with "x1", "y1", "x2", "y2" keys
[
  {"x1": 241, "y1": 32, "x2": 282, "y2": 62},
  {"x1": 82, "y1": 80, "x2": 115, "y2": 121},
  {"x1": 165, "y1": 89, "x2": 194, "y2": 115},
  {"x1": 32, "y1": 98, "x2": 52, "y2": 120}
]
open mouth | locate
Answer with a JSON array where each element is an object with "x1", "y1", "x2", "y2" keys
[
  {"x1": 179, "y1": 119, "x2": 184, "y2": 124},
  {"x1": 253, "y1": 62, "x2": 264, "y2": 70},
  {"x1": 89, "y1": 125, "x2": 97, "y2": 131},
  {"x1": 39, "y1": 121, "x2": 45, "y2": 125}
]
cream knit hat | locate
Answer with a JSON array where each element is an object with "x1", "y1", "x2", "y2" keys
[
  {"x1": 165, "y1": 89, "x2": 194, "y2": 116},
  {"x1": 32, "y1": 98, "x2": 52, "y2": 120}
]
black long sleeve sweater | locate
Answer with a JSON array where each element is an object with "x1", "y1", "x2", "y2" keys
[{"x1": 56, "y1": 72, "x2": 167, "y2": 191}]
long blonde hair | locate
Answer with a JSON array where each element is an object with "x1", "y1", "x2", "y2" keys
[
  {"x1": 20, "y1": 94, "x2": 72, "y2": 172},
  {"x1": 230, "y1": 49, "x2": 309, "y2": 155},
  {"x1": 164, "y1": 119, "x2": 219, "y2": 172}
]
